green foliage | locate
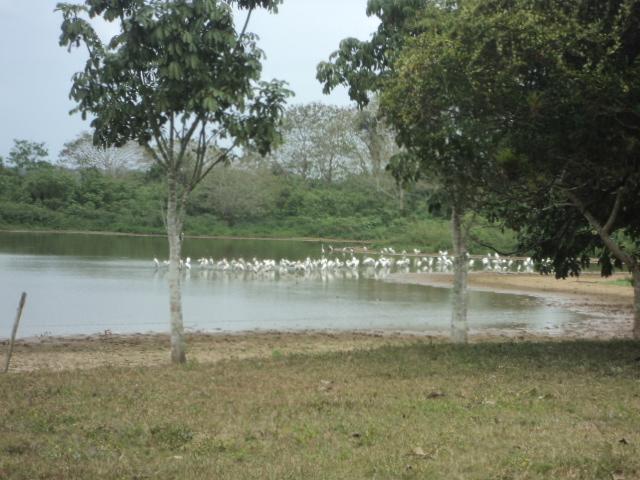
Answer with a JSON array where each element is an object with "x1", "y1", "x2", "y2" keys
[
  {"x1": 317, "y1": 0, "x2": 425, "y2": 107},
  {"x1": 189, "y1": 165, "x2": 282, "y2": 225},
  {"x1": 22, "y1": 165, "x2": 76, "y2": 209},
  {"x1": 0, "y1": 154, "x2": 517, "y2": 252},
  {"x1": 448, "y1": 0, "x2": 640, "y2": 277},
  {"x1": 57, "y1": 0, "x2": 289, "y2": 156}
]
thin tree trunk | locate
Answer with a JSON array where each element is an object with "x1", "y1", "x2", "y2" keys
[
  {"x1": 633, "y1": 266, "x2": 640, "y2": 340},
  {"x1": 167, "y1": 173, "x2": 186, "y2": 364},
  {"x1": 451, "y1": 205, "x2": 469, "y2": 343}
]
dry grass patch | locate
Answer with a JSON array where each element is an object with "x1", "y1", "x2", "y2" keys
[{"x1": 1, "y1": 341, "x2": 639, "y2": 479}]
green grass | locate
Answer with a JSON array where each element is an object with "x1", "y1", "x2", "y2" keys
[
  {"x1": 2, "y1": 341, "x2": 639, "y2": 479},
  {"x1": 605, "y1": 277, "x2": 634, "y2": 287}
]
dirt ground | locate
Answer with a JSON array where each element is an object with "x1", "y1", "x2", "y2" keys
[
  {"x1": 2, "y1": 331, "x2": 425, "y2": 373},
  {"x1": 2, "y1": 272, "x2": 635, "y2": 373}
]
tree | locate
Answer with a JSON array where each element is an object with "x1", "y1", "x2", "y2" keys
[
  {"x1": 380, "y1": 2, "x2": 508, "y2": 342},
  {"x1": 7, "y1": 139, "x2": 49, "y2": 170},
  {"x1": 318, "y1": 0, "x2": 487, "y2": 342},
  {"x1": 352, "y1": 99, "x2": 399, "y2": 183},
  {"x1": 22, "y1": 165, "x2": 76, "y2": 210},
  {"x1": 59, "y1": 131, "x2": 152, "y2": 176},
  {"x1": 190, "y1": 162, "x2": 281, "y2": 226},
  {"x1": 439, "y1": 0, "x2": 640, "y2": 337},
  {"x1": 357, "y1": 0, "x2": 640, "y2": 338},
  {"x1": 58, "y1": 0, "x2": 291, "y2": 363}
]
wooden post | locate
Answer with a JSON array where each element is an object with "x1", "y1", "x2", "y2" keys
[{"x1": 3, "y1": 292, "x2": 27, "y2": 373}]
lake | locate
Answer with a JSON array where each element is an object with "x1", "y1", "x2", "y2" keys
[{"x1": 0, "y1": 231, "x2": 590, "y2": 338}]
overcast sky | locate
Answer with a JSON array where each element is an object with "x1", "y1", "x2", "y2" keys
[{"x1": 0, "y1": 1, "x2": 379, "y2": 159}]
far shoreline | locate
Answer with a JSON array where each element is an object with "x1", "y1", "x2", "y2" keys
[{"x1": 0, "y1": 228, "x2": 372, "y2": 244}]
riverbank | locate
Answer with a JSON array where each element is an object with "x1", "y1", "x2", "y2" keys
[{"x1": 1, "y1": 340, "x2": 638, "y2": 479}]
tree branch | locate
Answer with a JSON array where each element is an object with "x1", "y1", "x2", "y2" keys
[
  {"x1": 565, "y1": 189, "x2": 635, "y2": 268},
  {"x1": 175, "y1": 116, "x2": 202, "y2": 171},
  {"x1": 143, "y1": 143, "x2": 169, "y2": 169},
  {"x1": 466, "y1": 231, "x2": 525, "y2": 257},
  {"x1": 169, "y1": 112, "x2": 175, "y2": 168},
  {"x1": 237, "y1": 8, "x2": 253, "y2": 46},
  {"x1": 191, "y1": 140, "x2": 239, "y2": 189},
  {"x1": 602, "y1": 186, "x2": 624, "y2": 235}
]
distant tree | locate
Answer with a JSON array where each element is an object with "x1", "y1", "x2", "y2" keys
[
  {"x1": 274, "y1": 103, "x2": 358, "y2": 182},
  {"x1": 7, "y1": 139, "x2": 49, "y2": 170},
  {"x1": 191, "y1": 164, "x2": 280, "y2": 225},
  {"x1": 22, "y1": 166, "x2": 76, "y2": 210},
  {"x1": 59, "y1": 132, "x2": 152, "y2": 176},
  {"x1": 58, "y1": 0, "x2": 290, "y2": 363},
  {"x1": 273, "y1": 101, "x2": 400, "y2": 185},
  {"x1": 352, "y1": 99, "x2": 398, "y2": 182}
]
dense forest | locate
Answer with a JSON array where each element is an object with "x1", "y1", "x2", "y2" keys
[{"x1": 0, "y1": 103, "x2": 515, "y2": 252}]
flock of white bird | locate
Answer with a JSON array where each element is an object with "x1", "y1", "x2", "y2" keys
[{"x1": 152, "y1": 248, "x2": 538, "y2": 276}]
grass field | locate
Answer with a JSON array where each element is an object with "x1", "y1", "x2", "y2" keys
[{"x1": 1, "y1": 340, "x2": 639, "y2": 479}]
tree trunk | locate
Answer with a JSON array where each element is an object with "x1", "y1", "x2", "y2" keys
[
  {"x1": 451, "y1": 205, "x2": 469, "y2": 343},
  {"x1": 167, "y1": 173, "x2": 186, "y2": 364},
  {"x1": 633, "y1": 266, "x2": 640, "y2": 340}
]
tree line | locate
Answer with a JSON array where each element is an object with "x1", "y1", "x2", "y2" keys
[{"x1": 0, "y1": 109, "x2": 513, "y2": 250}]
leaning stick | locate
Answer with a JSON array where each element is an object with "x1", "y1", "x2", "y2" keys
[{"x1": 3, "y1": 292, "x2": 27, "y2": 373}]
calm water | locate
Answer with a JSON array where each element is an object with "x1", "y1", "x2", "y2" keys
[{"x1": 0, "y1": 231, "x2": 588, "y2": 338}]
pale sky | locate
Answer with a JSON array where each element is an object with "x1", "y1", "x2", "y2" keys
[{"x1": 0, "y1": 1, "x2": 379, "y2": 159}]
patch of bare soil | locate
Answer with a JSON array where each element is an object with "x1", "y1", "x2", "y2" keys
[{"x1": 1, "y1": 331, "x2": 427, "y2": 373}]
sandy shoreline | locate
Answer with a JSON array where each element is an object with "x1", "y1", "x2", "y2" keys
[
  {"x1": 2, "y1": 272, "x2": 635, "y2": 373},
  {"x1": 388, "y1": 271, "x2": 635, "y2": 339},
  {"x1": 387, "y1": 271, "x2": 634, "y2": 317},
  {"x1": 389, "y1": 271, "x2": 633, "y2": 301}
]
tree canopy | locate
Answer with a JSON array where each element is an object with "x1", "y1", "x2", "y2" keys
[{"x1": 57, "y1": 0, "x2": 290, "y2": 184}]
